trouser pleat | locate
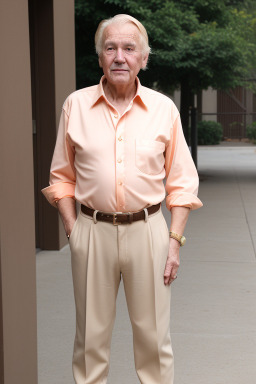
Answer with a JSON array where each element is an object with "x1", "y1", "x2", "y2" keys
[
  {"x1": 120, "y1": 211, "x2": 174, "y2": 384},
  {"x1": 84, "y1": 219, "x2": 120, "y2": 383}
]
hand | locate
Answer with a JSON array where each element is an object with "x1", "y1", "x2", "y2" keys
[
  {"x1": 56, "y1": 197, "x2": 77, "y2": 239},
  {"x1": 164, "y1": 238, "x2": 180, "y2": 285},
  {"x1": 65, "y1": 218, "x2": 76, "y2": 238}
]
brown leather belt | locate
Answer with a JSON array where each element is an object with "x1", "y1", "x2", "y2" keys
[{"x1": 81, "y1": 203, "x2": 161, "y2": 225}]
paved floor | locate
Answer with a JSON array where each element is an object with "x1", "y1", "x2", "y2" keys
[{"x1": 37, "y1": 145, "x2": 256, "y2": 384}]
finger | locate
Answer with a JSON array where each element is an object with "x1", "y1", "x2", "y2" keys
[
  {"x1": 166, "y1": 266, "x2": 179, "y2": 285},
  {"x1": 164, "y1": 257, "x2": 173, "y2": 276},
  {"x1": 167, "y1": 271, "x2": 179, "y2": 285},
  {"x1": 164, "y1": 258, "x2": 176, "y2": 285},
  {"x1": 164, "y1": 265, "x2": 172, "y2": 285},
  {"x1": 164, "y1": 269, "x2": 173, "y2": 285},
  {"x1": 170, "y1": 265, "x2": 179, "y2": 280},
  {"x1": 168, "y1": 276, "x2": 177, "y2": 285}
]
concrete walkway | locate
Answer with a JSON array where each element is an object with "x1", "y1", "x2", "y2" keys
[{"x1": 36, "y1": 145, "x2": 256, "y2": 384}]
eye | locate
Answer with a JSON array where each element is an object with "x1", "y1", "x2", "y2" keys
[
  {"x1": 105, "y1": 46, "x2": 115, "y2": 53},
  {"x1": 125, "y1": 46, "x2": 135, "y2": 54}
]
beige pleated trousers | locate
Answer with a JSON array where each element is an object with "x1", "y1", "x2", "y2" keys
[{"x1": 69, "y1": 205, "x2": 174, "y2": 384}]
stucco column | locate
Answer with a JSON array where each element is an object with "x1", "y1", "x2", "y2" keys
[{"x1": 0, "y1": 0, "x2": 38, "y2": 383}]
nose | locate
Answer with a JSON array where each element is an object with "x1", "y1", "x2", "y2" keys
[{"x1": 114, "y1": 48, "x2": 125, "y2": 63}]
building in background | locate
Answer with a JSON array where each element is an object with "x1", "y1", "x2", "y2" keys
[{"x1": 173, "y1": 86, "x2": 256, "y2": 140}]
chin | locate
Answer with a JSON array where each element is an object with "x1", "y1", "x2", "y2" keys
[{"x1": 111, "y1": 76, "x2": 130, "y2": 84}]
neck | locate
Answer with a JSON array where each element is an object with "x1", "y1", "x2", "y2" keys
[{"x1": 103, "y1": 79, "x2": 137, "y2": 105}]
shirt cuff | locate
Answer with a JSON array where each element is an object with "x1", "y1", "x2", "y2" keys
[
  {"x1": 166, "y1": 192, "x2": 203, "y2": 211},
  {"x1": 41, "y1": 182, "x2": 76, "y2": 207}
]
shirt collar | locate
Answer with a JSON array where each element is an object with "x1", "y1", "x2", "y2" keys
[{"x1": 91, "y1": 76, "x2": 148, "y2": 110}]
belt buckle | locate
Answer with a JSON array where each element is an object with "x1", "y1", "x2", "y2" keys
[{"x1": 113, "y1": 213, "x2": 122, "y2": 226}]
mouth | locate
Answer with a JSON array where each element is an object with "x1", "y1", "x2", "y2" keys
[{"x1": 111, "y1": 69, "x2": 128, "y2": 72}]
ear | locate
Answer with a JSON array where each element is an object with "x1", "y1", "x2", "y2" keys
[
  {"x1": 141, "y1": 53, "x2": 149, "y2": 70},
  {"x1": 98, "y1": 55, "x2": 102, "y2": 68}
]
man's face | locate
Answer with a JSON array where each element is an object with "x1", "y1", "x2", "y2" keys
[{"x1": 99, "y1": 23, "x2": 148, "y2": 87}]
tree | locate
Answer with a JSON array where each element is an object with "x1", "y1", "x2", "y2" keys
[
  {"x1": 75, "y1": 1, "x2": 121, "y2": 88},
  {"x1": 75, "y1": 0, "x2": 256, "y2": 141}
]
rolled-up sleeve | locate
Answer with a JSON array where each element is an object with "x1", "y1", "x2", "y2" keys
[
  {"x1": 165, "y1": 113, "x2": 203, "y2": 211},
  {"x1": 41, "y1": 106, "x2": 76, "y2": 207}
]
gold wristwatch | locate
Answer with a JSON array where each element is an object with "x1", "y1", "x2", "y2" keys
[{"x1": 169, "y1": 231, "x2": 186, "y2": 246}]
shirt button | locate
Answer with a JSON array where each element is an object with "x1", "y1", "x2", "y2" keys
[
  {"x1": 118, "y1": 181, "x2": 123, "y2": 185},
  {"x1": 114, "y1": 114, "x2": 118, "y2": 118},
  {"x1": 118, "y1": 136, "x2": 123, "y2": 141},
  {"x1": 117, "y1": 158, "x2": 122, "y2": 163}
]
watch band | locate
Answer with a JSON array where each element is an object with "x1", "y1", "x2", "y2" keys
[{"x1": 169, "y1": 231, "x2": 186, "y2": 246}]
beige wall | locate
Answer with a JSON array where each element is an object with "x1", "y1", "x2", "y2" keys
[
  {"x1": 172, "y1": 88, "x2": 218, "y2": 122},
  {"x1": 0, "y1": 0, "x2": 37, "y2": 383},
  {"x1": 54, "y1": 0, "x2": 76, "y2": 120},
  {"x1": 202, "y1": 87, "x2": 217, "y2": 122},
  {"x1": 172, "y1": 90, "x2": 181, "y2": 110}
]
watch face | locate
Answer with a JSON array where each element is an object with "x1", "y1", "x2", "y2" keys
[{"x1": 180, "y1": 236, "x2": 186, "y2": 246}]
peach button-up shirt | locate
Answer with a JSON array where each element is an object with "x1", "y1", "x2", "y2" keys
[{"x1": 42, "y1": 76, "x2": 202, "y2": 214}]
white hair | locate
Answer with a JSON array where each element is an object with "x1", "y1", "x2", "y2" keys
[{"x1": 95, "y1": 14, "x2": 151, "y2": 57}]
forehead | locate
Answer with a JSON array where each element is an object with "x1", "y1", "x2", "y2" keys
[{"x1": 103, "y1": 23, "x2": 141, "y2": 45}]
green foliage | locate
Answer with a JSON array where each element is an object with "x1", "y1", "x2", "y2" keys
[
  {"x1": 197, "y1": 120, "x2": 223, "y2": 145},
  {"x1": 246, "y1": 122, "x2": 256, "y2": 143},
  {"x1": 75, "y1": 0, "x2": 256, "y2": 93},
  {"x1": 75, "y1": 1, "x2": 120, "y2": 87}
]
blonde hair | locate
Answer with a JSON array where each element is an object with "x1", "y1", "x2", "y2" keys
[{"x1": 95, "y1": 14, "x2": 151, "y2": 56}]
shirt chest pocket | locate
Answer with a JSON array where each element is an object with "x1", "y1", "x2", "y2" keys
[{"x1": 135, "y1": 139, "x2": 166, "y2": 175}]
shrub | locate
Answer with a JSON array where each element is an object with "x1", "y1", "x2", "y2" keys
[
  {"x1": 246, "y1": 122, "x2": 256, "y2": 143},
  {"x1": 197, "y1": 120, "x2": 223, "y2": 145}
]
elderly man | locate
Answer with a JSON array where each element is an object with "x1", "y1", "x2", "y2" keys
[{"x1": 42, "y1": 14, "x2": 202, "y2": 384}]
